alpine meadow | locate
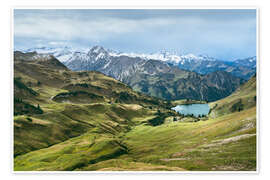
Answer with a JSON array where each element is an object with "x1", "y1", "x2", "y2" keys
[{"x1": 13, "y1": 9, "x2": 257, "y2": 171}]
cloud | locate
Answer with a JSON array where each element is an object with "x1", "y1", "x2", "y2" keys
[
  {"x1": 14, "y1": 9, "x2": 256, "y2": 59},
  {"x1": 14, "y1": 13, "x2": 177, "y2": 41}
]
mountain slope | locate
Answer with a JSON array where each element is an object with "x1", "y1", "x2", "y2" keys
[
  {"x1": 15, "y1": 51, "x2": 68, "y2": 70},
  {"x1": 124, "y1": 68, "x2": 244, "y2": 101},
  {"x1": 209, "y1": 75, "x2": 256, "y2": 117}
]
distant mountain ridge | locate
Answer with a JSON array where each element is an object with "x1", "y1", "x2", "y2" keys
[{"x1": 21, "y1": 45, "x2": 256, "y2": 80}]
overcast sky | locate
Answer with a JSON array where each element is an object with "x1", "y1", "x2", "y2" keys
[{"x1": 14, "y1": 9, "x2": 256, "y2": 60}]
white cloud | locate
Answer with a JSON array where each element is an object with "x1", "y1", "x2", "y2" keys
[{"x1": 14, "y1": 15, "x2": 178, "y2": 41}]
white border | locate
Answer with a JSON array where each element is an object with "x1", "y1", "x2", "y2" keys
[
  {"x1": 10, "y1": 6, "x2": 14, "y2": 175},
  {"x1": 11, "y1": 6, "x2": 259, "y2": 175},
  {"x1": 256, "y1": 7, "x2": 260, "y2": 175}
]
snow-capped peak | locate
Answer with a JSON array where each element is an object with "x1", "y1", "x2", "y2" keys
[
  {"x1": 181, "y1": 53, "x2": 198, "y2": 59},
  {"x1": 88, "y1": 46, "x2": 107, "y2": 55},
  {"x1": 107, "y1": 50, "x2": 204, "y2": 64},
  {"x1": 86, "y1": 46, "x2": 110, "y2": 62}
]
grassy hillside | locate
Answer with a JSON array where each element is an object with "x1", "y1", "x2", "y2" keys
[
  {"x1": 209, "y1": 75, "x2": 256, "y2": 117},
  {"x1": 14, "y1": 106, "x2": 256, "y2": 171},
  {"x1": 13, "y1": 52, "x2": 256, "y2": 171}
]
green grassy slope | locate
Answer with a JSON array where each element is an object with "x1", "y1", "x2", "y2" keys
[
  {"x1": 13, "y1": 52, "x2": 256, "y2": 171},
  {"x1": 209, "y1": 75, "x2": 256, "y2": 117},
  {"x1": 121, "y1": 107, "x2": 256, "y2": 171},
  {"x1": 14, "y1": 106, "x2": 256, "y2": 171}
]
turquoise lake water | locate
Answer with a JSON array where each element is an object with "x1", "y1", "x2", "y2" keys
[{"x1": 172, "y1": 104, "x2": 210, "y2": 117}]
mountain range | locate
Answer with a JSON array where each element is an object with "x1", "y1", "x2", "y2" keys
[
  {"x1": 20, "y1": 46, "x2": 255, "y2": 101},
  {"x1": 22, "y1": 46, "x2": 256, "y2": 80}
]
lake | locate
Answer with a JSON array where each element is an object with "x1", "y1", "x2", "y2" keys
[{"x1": 172, "y1": 104, "x2": 210, "y2": 117}]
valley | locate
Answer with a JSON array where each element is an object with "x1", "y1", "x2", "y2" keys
[{"x1": 13, "y1": 51, "x2": 257, "y2": 171}]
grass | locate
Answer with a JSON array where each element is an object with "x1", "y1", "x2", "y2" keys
[
  {"x1": 14, "y1": 102, "x2": 155, "y2": 157},
  {"x1": 120, "y1": 107, "x2": 256, "y2": 171},
  {"x1": 78, "y1": 159, "x2": 185, "y2": 171},
  {"x1": 14, "y1": 132, "x2": 128, "y2": 171},
  {"x1": 14, "y1": 107, "x2": 256, "y2": 171},
  {"x1": 13, "y1": 56, "x2": 257, "y2": 171}
]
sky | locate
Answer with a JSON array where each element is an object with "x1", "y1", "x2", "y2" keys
[{"x1": 14, "y1": 9, "x2": 257, "y2": 60}]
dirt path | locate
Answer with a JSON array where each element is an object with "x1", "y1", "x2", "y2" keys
[{"x1": 203, "y1": 133, "x2": 256, "y2": 148}]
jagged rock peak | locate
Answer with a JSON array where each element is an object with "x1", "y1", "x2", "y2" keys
[{"x1": 88, "y1": 46, "x2": 108, "y2": 55}]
